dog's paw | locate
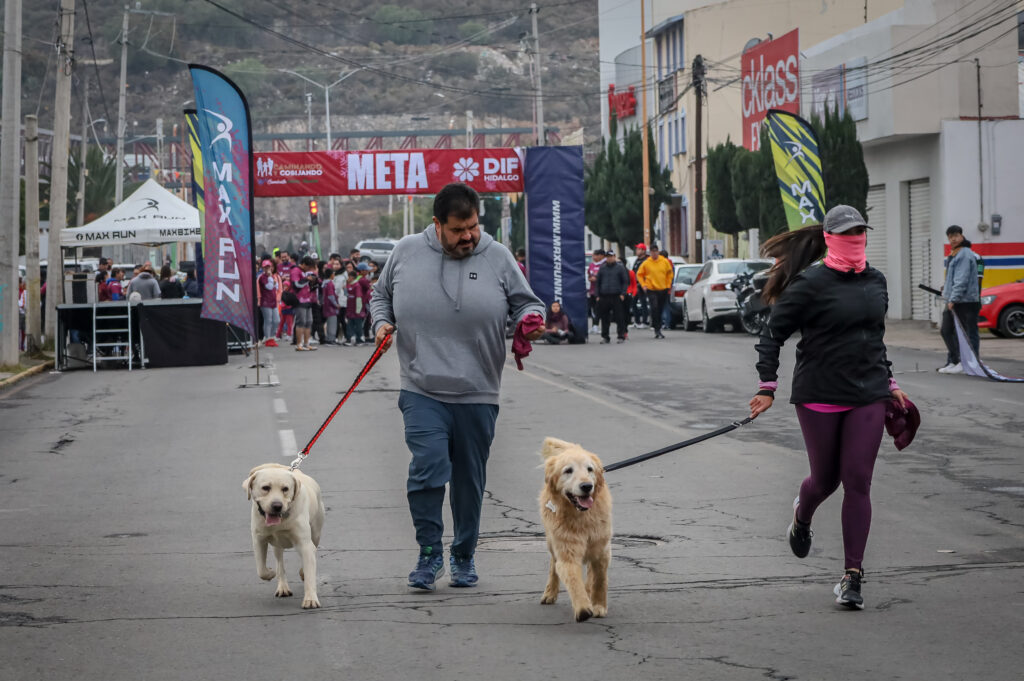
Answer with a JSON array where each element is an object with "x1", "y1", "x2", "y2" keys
[
  {"x1": 540, "y1": 593, "x2": 558, "y2": 605},
  {"x1": 274, "y1": 585, "x2": 293, "y2": 598},
  {"x1": 301, "y1": 596, "x2": 321, "y2": 609},
  {"x1": 574, "y1": 607, "x2": 593, "y2": 623},
  {"x1": 258, "y1": 568, "x2": 276, "y2": 581},
  {"x1": 592, "y1": 604, "x2": 607, "y2": 618}
]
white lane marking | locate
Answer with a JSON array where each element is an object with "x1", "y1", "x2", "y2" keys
[
  {"x1": 279, "y1": 429, "x2": 298, "y2": 459},
  {"x1": 273, "y1": 398, "x2": 288, "y2": 415},
  {"x1": 519, "y1": 360, "x2": 690, "y2": 437}
]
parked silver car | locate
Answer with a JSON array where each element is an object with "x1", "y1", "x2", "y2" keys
[
  {"x1": 680, "y1": 258, "x2": 773, "y2": 332},
  {"x1": 668, "y1": 264, "x2": 704, "y2": 329},
  {"x1": 353, "y1": 239, "x2": 397, "y2": 266}
]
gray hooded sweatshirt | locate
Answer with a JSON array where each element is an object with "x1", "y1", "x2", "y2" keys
[{"x1": 370, "y1": 225, "x2": 544, "y2": 404}]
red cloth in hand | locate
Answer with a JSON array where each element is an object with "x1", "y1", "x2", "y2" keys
[{"x1": 513, "y1": 313, "x2": 545, "y2": 370}]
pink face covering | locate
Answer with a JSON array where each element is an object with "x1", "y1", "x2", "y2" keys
[{"x1": 823, "y1": 231, "x2": 867, "y2": 273}]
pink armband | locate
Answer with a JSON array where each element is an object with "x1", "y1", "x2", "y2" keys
[{"x1": 758, "y1": 381, "x2": 778, "y2": 392}]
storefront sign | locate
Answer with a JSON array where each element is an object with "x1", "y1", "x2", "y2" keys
[
  {"x1": 658, "y1": 75, "x2": 676, "y2": 113},
  {"x1": 741, "y1": 28, "x2": 800, "y2": 150},
  {"x1": 608, "y1": 83, "x2": 637, "y2": 120}
]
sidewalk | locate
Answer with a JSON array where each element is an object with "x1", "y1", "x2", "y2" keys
[
  {"x1": 0, "y1": 352, "x2": 55, "y2": 389},
  {"x1": 884, "y1": 319, "x2": 1024, "y2": 362}
]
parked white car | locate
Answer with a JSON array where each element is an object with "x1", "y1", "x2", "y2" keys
[{"x1": 680, "y1": 258, "x2": 773, "y2": 332}]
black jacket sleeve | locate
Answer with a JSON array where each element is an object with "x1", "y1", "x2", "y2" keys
[
  {"x1": 755, "y1": 274, "x2": 814, "y2": 384},
  {"x1": 617, "y1": 264, "x2": 629, "y2": 295}
]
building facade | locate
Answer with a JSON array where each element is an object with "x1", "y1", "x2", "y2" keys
[{"x1": 802, "y1": 0, "x2": 1024, "y2": 321}]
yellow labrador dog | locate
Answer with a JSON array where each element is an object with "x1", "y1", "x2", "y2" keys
[
  {"x1": 243, "y1": 463, "x2": 325, "y2": 609},
  {"x1": 538, "y1": 437, "x2": 612, "y2": 622}
]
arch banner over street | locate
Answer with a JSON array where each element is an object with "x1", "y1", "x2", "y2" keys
[{"x1": 253, "y1": 148, "x2": 525, "y2": 197}]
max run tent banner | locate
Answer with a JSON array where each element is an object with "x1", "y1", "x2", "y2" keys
[
  {"x1": 189, "y1": 65, "x2": 256, "y2": 337},
  {"x1": 765, "y1": 109, "x2": 826, "y2": 230},
  {"x1": 525, "y1": 146, "x2": 587, "y2": 339}
]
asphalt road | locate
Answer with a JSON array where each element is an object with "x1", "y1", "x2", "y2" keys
[{"x1": 2, "y1": 326, "x2": 1023, "y2": 681}]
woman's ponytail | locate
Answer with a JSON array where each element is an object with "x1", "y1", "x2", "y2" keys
[{"x1": 760, "y1": 224, "x2": 826, "y2": 304}]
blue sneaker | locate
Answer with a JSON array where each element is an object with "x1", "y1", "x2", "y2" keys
[
  {"x1": 408, "y1": 548, "x2": 444, "y2": 591},
  {"x1": 449, "y1": 554, "x2": 478, "y2": 588}
]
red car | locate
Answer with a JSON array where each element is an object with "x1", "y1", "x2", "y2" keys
[{"x1": 979, "y1": 279, "x2": 1024, "y2": 338}]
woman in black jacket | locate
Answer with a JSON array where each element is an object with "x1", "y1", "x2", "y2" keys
[{"x1": 748, "y1": 205, "x2": 910, "y2": 611}]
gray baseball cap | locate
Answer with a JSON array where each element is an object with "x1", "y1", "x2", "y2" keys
[{"x1": 823, "y1": 205, "x2": 872, "y2": 234}]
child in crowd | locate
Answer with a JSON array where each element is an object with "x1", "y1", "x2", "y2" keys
[
  {"x1": 322, "y1": 268, "x2": 342, "y2": 345},
  {"x1": 277, "y1": 277, "x2": 295, "y2": 342},
  {"x1": 343, "y1": 269, "x2": 369, "y2": 346}
]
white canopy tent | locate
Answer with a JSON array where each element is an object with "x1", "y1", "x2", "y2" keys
[{"x1": 60, "y1": 179, "x2": 201, "y2": 248}]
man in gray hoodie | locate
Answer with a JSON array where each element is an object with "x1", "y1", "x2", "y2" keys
[
  {"x1": 938, "y1": 224, "x2": 981, "y2": 374},
  {"x1": 370, "y1": 182, "x2": 545, "y2": 591}
]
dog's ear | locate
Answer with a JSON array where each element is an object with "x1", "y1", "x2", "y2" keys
[
  {"x1": 541, "y1": 437, "x2": 574, "y2": 460},
  {"x1": 243, "y1": 471, "x2": 257, "y2": 500},
  {"x1": 594, "y1": 458, "x2": 606, "y2": 490},
  {"x1": 289, "y1": 473, "x2": 301, "y2": 501},
  {"x1": 544, "y1": 456, "x2": 561, "y2": 494}
]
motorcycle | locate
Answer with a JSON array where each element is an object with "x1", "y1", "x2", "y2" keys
[{"x1": 729, "y1": 271, "x2": 770, "y2": 336}]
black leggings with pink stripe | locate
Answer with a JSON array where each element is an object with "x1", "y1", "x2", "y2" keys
[{"x1": 794, "y1": 401, "x2": 886, "y2": 572}]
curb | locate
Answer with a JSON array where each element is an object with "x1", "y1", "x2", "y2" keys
[{"x1": 0, "y1": 360, "x2": 55, "y2": 391}]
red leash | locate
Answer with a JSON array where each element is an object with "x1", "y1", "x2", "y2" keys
[{"x1": 290, "y1": 332, "x2": 393, "y2": 470}]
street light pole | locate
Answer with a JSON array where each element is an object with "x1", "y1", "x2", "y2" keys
[{"x1": 279, "y1": 68, "x2": 363, "y2": 256}]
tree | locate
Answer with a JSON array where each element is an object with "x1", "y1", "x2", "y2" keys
[
  {"x1": 757, "y1": 126, "x2": 787, "y2": 241},
  {"x1": 812, "y1": 105, "x2": 868, "y2": 216},
  {"x1": 372, "y1": 5, "x2": 432, "y2": 45},
  {"x1": 510, "y1": 196, "x2": 525, "y2": 253},
  {"x1": 729, "y1": 147, "x2": 760, "y2": 235},
  {"x1": 378, "y1": 198, "x2": 433, "y2": 239},
  {"x1": 584, "y1": 120, "x2": 674, "y2": 251},
  {"x1": 705, "y1": 137, "x2": 742, "y2": 255}
]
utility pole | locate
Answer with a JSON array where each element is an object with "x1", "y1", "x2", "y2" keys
[
  {"x1": 77, "y1": 72, "x2": 89, "y2": 228},
  {"x1": 692, "y1": 54, "x2": 706, "y2": 263},
  {"x1": 115, "y1": 6, "x2": 129, "y2": 264},
  {"x1": 305, "y1": 92, "x2": 312, "y2": 151},
  {"x1": 530, "y1": 3, "x2": 545, "y2": 146},
  {"x1": 46, "y1": 0, "x2": 76, "y2": 343},
  {"x1": 640, "y1": 0, "x2": 651, "y2": 247},
  {"x1": 975, "y1": 57, "x2": 984, "y2": 228},
  {"x1": 25, "y1": 115, "x2": 41, "y2": 354},
  {"x1": 0, "y1": 0, "x2": 22, "y2": 365},
  {"x1": 466, "y1": 109, "x2": 473, "y2": 148},
  {"x1": 115, "y1": 6, "x2": 128, "y2": 206}
]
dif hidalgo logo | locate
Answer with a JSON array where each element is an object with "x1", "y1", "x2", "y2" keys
[{"x1": 452, "y1": 156, "x2": 521, "y2": 183}]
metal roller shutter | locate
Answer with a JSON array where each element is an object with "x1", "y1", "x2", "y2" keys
[
  {"x1": 865, "y1": 185, "x2": 887, "y2": 280},
  {"x1": 908, "y1": 179, "x2": 932, "y2": 321}
]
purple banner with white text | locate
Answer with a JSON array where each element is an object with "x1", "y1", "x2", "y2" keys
[{"x1": 189, "y1": 65, "x2": 256, "y2": 337}]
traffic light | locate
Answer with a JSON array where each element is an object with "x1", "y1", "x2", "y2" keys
[{"x1": 308, "y1": 199, "x2": 319, "y2": 226}]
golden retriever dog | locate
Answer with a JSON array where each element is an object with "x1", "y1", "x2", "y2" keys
[
  {"x1": 243, "y1": 463, "x2": 325, "y2": 609},
  {"x1": 538, "y1": 437, "x2": 612, "y2": 622}
]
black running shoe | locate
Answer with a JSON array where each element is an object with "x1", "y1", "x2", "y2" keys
[
  {"x1": 787, "y1": 496, "x2": 813, "y2": 558},
  {"x1": 834, "y1": 569, "x2": 865, "y2": 610}
]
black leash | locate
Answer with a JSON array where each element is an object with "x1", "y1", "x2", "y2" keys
[{"x1": 603, "y1": 417, "x2": 755, "y2": 473}]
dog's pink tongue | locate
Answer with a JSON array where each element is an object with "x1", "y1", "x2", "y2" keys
[
  {"x1": 577, "y1": 496, "x2": 594, "y2": 509},
  {"x1": 265, "y1": 515, "x2": 282, "y2": 526}
]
